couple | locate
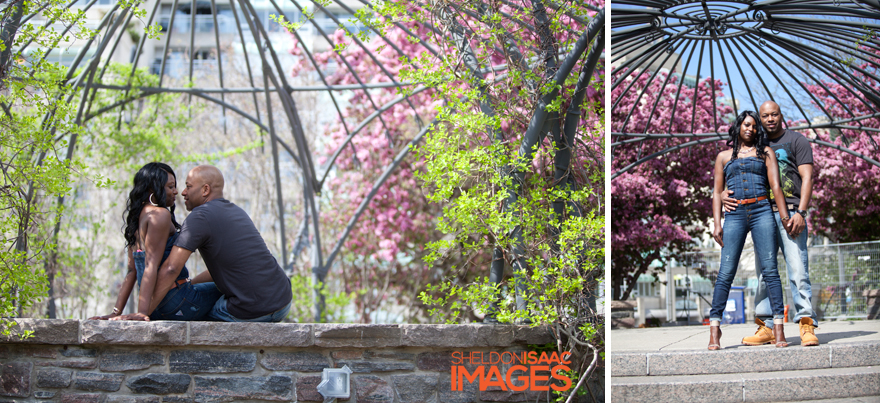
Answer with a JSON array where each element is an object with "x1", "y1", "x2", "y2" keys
[
  {"x1": 90, "y1": 163, "x2": 292, "y2": 322},
  {"x1": 708, "y1": 101, "x2": 818, "y2": 350}
]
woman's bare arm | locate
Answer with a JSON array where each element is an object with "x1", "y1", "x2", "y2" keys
[
  {"x1": 712, "y1": 151, "x2": 730, "y2": 247},
  {"x1": 89, "y1": 247, "x2": 137, "y2": 320}
]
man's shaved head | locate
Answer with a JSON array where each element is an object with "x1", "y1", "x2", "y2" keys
[
  {"x1": 759, "y1": 101, "x2": 784, "y2": 138},
  {"x1": 182, "y1": 165, "x2": 225, "y2": 211}
]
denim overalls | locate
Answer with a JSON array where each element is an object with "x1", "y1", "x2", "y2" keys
[
  {"x1": 134, "y1": 232, "x2": 221, "y2": 320},
  {"x1": 709, "y1": 156, "x2": 785, "y2": 322}
]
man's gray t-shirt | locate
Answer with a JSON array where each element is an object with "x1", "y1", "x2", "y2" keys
[
  {"x1": 175, "y1": 198, "x2": 292, "y2": 319},
  {"x1": 768, "y1": 129, "x2": 813, "y2": 207}
]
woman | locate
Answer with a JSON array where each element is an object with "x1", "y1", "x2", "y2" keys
[
  {"x1": 709, "y1": 111, "x2": 790, "y2": 350},
  {"x1": 90, "y1": 163, "x2": 221, "y2": 321}
]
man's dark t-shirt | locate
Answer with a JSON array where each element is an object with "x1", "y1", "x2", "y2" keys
[
  {"x1": 767, "y1": 129, "x2": 813, "y2": 207},
  {"x1": 175, "y1": 198, "x2": 292, "y2": 319}
]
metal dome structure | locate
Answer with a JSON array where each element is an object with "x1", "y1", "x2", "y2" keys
[
  {"x1": 2, "y1": 0, "x2": 603, "y2": 318},
  {"x1": 611, "y1": 0, "x2": 880, "y2": 178}
]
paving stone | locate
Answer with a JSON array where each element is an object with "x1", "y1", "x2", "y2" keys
[
  {"x1": 61, "y1": 393, "x2": 106, "y2": 403},
  {"x1": 193, "y1": 375, "x2": 293, "y2": 402},
  {"x1": 36, "y1": 369, "x2": 72, "y2": 388},
  {"x1": 314, "y1": 324, "x2": 401, "y2": 348},
  {"x1": 35, "y1": 360, "x2": 97, "y2": 369},
  {"x1": 34, "y1": 391, "x2": 56, "y2": 399},
  {"x1": 261, "y1": 351, "x2": 329, "y2": 371},
  {"x1": 170, "y1": 351, "x2": 256, "y2": 373},
  {"x1": 127, "y1": 374, "x2": 191, "y2": 395},
  {"x1": 335, "y1": 360, "x2": 415, "y2": 373},
  {"x1": 648, "y1": 347, "x2": 831, "y2": 376},
  {"x1": 295, "y1": 375, "x2": 323, "y2": 402},
  {"x1": 99, "y1": 351, "x2": 165, "y2": 372},
  {"x1": 2, "y1": 319, "x2": 79, "y2": 345},
  {"x1": 607, "y1": 353, "x2": 646, "y2": 376},
  {"x1": 189, "y1": 322, "x2": 311, "y2": 347},
  {"x1": 81, "y1": 321, "x2": 186, "y2": 345},
  {"x1": 73, "y1": 372, "x2": 125, "y2": 392},
  {"x1": 354, "y1": 375, "x2": 394, "y2": 403},
  {"x1": 0, "y1": 362, "x2": 31, "y2": 398},
  {"x1": 402, "y1": 324, "x2": 515, "y2": 347},
  {"x1": 391, "y1": 374, "x2": 439, "y2": 403},
  {"x1": 60, "y1": 347, "x2": 98, "y2": 358},
  {"x1": 439, "y1": 372, "x2": 480, "y2": 403}
]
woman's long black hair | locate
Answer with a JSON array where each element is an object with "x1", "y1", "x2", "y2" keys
[
  {"x1": 727, "y1": 110, "x2": 770, "y2": 161},
  {"x1": 122, "y1": 162, "x2": 181, "y2": 248}
]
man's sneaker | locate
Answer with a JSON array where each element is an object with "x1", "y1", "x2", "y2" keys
[
  {"x1": 742, "y1": 318, "x2": 774, "y2": 345},
  {"x1": 799, "y1": 317, "x2": 819, "y2": 346}
]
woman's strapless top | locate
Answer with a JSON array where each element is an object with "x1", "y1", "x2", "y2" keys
[
  {"x1": 134, "y1": 231, "x2": 188, "y2": 287},
  {"x1": 724, "y1": 156, "x2": 769, "y2": 201}
]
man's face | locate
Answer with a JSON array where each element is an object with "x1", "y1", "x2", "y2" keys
[
  {"x1": 182, "y1": 170, "x2": 206, "y2": 211},
  {"x1": 759, "y1": 103, "x2": 783, "y2": 135}
]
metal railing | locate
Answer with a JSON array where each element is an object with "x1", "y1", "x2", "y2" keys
[{"x1": 681, "y1": 240, "x2": 880, "y2": 320}]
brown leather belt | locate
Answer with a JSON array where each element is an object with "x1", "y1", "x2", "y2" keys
[
  {"x1": 737, "y1": 195, "x2": 768, "y2": 205},
  {"x1": 174, "y1": 278, "x2": 188, "y2": 288}
]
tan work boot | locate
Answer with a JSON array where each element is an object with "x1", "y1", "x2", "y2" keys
[
  {"x1": 799, "y1": 317, "x2": 820, "y2": 346},
  {"x1": 742, "y1": 318, "x2": 774, "y2": 345}
]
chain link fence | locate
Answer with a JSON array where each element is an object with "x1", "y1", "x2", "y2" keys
[{"x1": 680, "y1": 240, "x2": 880, "y2": 320}]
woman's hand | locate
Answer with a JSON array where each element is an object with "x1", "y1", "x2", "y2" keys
[
  {"x1": 88, "y1": 313, "x2": 120, "y2": 320},
  {"x1": 713, "y1": 226, "x2": 724, "y2": 247},
  {"x1": 110, "y1": 313, "x2": 150, "y2": 321}
]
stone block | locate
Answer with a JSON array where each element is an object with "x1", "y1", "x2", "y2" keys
[
  {"x1": 513, "y1": 325, "x2": 555, "y2": 345},
  {"x1": 61, "y1": 393, "x2": 106, "y2": 403},
  {"x1": 417, "y1": 351, "x2": 479, "y2": 372},
  {"x1": 391, "y1": 374, "x2": 439, "y2": 403},
  {"x1": 61, "y1": 347, "x2": 98, "y2": 358},
  {"x1": 161, "y1": 397, "x2": 194, "y2": 403},
  {"x1": 0, "y1": 362, "x2": 31, "y2": 398},
  {"x1": 439, "y1": 372, "x2": 479, "y2": 403},
  {"x1": 34, "y1": 391, "x2": 56, "y2": 399},
  {"x1": 354, "y1": 375, "x2": 394, "y2": 403},
  {"x1": 2, "y1": 319, "x2": 79, "y2": 345},
  {"x1": 99, "y1": 351, "x2": 165, "y2": 372},
  {"x1": 193, "y1": 375, "x2": 293, "y2": 402},
  {"x1": 36, "y1": 369, "x2": 72, "y2": 388},
  {"x1": 607, "y1": 353, "x2": 646, "y2": 376},
  {"x1": 831, "y1": 341, "x2": 880, "y2": 368},
  {"x1": 364, "y1": 351, "x2": 415, "y2": 360},
  {"x1": 261, "y1": 351, "x2": 329, "y2": 371},
  {"x1": 73, "y1": 372, "x2": 125, "y2": 392},
  {"x1": 170, "y1": 351, "x2": 256, "y2": 373},
  {"x1": 127, "y1": 374, "x2": 191, "y2": 395},
  {"x1": 314, "y1": 324, "x2": 401, "y2": 348},
  {"x1": 18, "y1": 346, "x2": 58, "y2": 358},
  {"x1": 335, "y1": 360, "x2": 415, "y2": 373},
  {"x1": 189, "y1": 322, "x2": 312, "y2": 347},
  {"x1": 0, "y1": 346, "x2": 7, "y2": 360},
  {"x1": 648, "y1": 347, "x2": 830, "y2": 376},
  {"x1": 107, "y1": 396, "x2": 162, "y2": 403},
  {"x1": 35, "y1": 360, "x2": 97, "y2": 369},
  {"x1": 81, "y1": 321, "x2": 186, "y2": 345},
  {"x1": 331, "y1": 350, "x2": 363, "y2": 360},
  {"x1": 480, "y1": 388, "x2": 543, "y2": 402},
  {"x1": 295, "y1": 375, "x2": 323, "y2": 402},
  {"x1": 402, "y1": 324, "x2": 515, "y2": 347}
]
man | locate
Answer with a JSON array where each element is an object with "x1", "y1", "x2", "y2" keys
[
  {"x1": 723, "y1": 101, "x2": 819, "y2": 346},
  {"x1": 144, "y1": 165, "x2": 292, "y2": 322}
]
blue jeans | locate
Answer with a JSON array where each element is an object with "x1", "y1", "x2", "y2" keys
[
  {"x1": 151, "y1": 282, "x2": 223, "y2": 321},
  {"x1": 710, "y1": 202, "x2": 785, "y2": 321},
  {"x1": 754, "y1": 209, "x2": 817, "y2": 325},
  {"x1": 207, "y1": 295, "x2": 291, "y2": 322}
]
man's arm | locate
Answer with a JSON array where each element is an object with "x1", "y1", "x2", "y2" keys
[
  {"x1": 191, "y1": 269, "x2": 213, "y2": 284},
  {"x1": 789, "y1": 164, "x2": 813, "y2": 237},
  {"x1": 148, "y1": 246, "x2": 193, "y2": 313}
]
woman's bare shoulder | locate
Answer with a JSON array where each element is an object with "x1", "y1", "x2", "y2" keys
[
  {"x1": 716, "y1": 149, "x2": 733, "y2": 164},
  {"x1": 139, "y1": 205, "x2": 171, "y2": 225}
]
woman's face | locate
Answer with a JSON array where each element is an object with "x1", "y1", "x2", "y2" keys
[
  {"x1": 162, "y1": 171, "x2": 178, "y2": 207},
  {"x1": 739, "y1": 116, "x2": 758, "y2": 145}
]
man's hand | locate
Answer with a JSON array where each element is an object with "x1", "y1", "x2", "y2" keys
[
  {"x1": 88, "y1": 313, "x2": 119, "y2": 320},
  {"x1": 787, "y1": 212, "x2": 806, "y2": 237},
  {"x1": 722, "y1": 190, "x2": 737, "y2": 212},
  {"x1": 110, "y1": 313, "x2": 150, "y2": 321}
]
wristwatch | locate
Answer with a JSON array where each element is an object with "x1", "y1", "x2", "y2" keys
[{"x1": 796, "y1": 209, "x2": 808, "y2": 218}]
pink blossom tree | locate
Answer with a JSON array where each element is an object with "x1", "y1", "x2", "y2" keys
[{"x1": 611, "y1": 69, "x2": 732, "y2": 301}]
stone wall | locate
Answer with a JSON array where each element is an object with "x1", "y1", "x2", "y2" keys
[{"x1": 0, "y1": 319, "x2": 580, "y2": 403}]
